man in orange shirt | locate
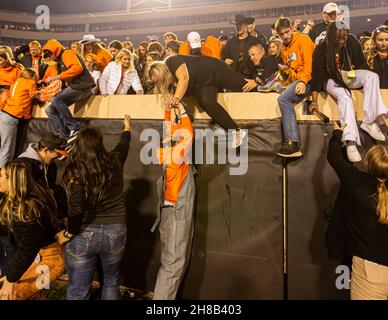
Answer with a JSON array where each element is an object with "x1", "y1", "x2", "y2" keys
[
  {"x1": 151, "y1": 101, "x2": 196, "y2": 300},
  {"x1": 42, "y1": 39, "x2": 95, "y2": 142},
  {"x1": 275, "y1": 17, "x2": 316, "y2": 158}
]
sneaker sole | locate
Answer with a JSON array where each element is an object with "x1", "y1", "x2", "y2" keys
[{"x1": 276, "y1": 151, "x2": 303, "y2": 158}]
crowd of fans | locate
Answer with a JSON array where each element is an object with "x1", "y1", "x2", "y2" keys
[{"x1": 0, "y1": 1, "x2": 387, "y2": 300}]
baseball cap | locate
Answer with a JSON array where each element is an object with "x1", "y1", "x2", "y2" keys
[
  {"x1": 323, "y1": 2, "x2": 340, "y2": 13},
  {"x1": 187, "y1": 31, "x2": 201, "y2": 49},
  {"x1": 230, "y1": 14, "x2": 252, "y2": 25},
  {"x1": 39, "y1": 133, "x2": 69, "y2": 158}
]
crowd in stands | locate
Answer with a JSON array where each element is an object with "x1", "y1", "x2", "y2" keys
[{"x1": 0, "y1": 2, "x2": 387, "y2": 300}]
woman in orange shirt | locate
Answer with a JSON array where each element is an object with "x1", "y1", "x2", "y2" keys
[
  {"x1": 79, "y1": 35, "x2": 113, "y2": 72},
  {"x1": 0, "y1": 48, "x2": 23, "y2": 92},
  {"x1": 0, "y1": 68, "x2": 38, "y2": 167}
]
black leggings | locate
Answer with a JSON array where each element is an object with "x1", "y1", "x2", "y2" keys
[{"x1": 195, "y1": 66, "x2": 247, "y2": 130}]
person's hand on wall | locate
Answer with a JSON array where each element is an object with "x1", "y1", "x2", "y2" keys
[
  {"x1": 123, "y1": 114, "x2": 131, "y2": 131},
  {"x1": 225, "y1": 59, "x2": 234, "y2": 65},
  {"x1": 243, "y1": 79, "x2": 258, "y2": 92},
  {"x1": 333, "y1": 120, "x2": 346, "y2": 132}
]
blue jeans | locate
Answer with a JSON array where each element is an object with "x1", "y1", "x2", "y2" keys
[
  {"x1": 46, "y1": 86, "x2": 92, "y2": 137},
  {"x1": 65, "y1": 224, "x2": 126, "y2": 300},
  {"x1": 0, "y1": 111, "x2": 19, "y2": 168},
  {"x1": 277, "y1": 81, "x2": 312, "y2": 142}
]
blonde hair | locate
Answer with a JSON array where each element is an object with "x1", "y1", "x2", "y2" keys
[
  {"x1": 268, "y1": 39, "x2": 282, "y2": 58},
  {"x1": 0, "y1": 161, "x2": 58, "y2": 229},
  {"x1": 29, "y1": 40, "x2": 41, "y2": 48},
  {"x1": 0, "y1": 48, "x2": 23, "y2": 69},
  {"x1": 148, "y1": 61, "x2": 175, "y2": 105},
  {"x1": 115, "y1": 48, "x2": 134, "y2": 70},
  {"x1": 366, "y1": 25, "x2": 388, "y2": 69},
  {"x1": 20, "y1": 68, "x2": 37, "y2": 80},
  {"x1": 364, "y1": 145, "x2": 388, "y2": 225}
]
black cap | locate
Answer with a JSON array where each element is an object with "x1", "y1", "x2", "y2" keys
[
  {"x1": 230, "y1": 14, "x2": 254, "y2": 25},
  {"x1": 39, "y1": 134, "x2": 69, "y2": 157}
]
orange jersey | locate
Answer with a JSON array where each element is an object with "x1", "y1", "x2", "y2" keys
[
  {"x1": 158, "y1": 110, "x2": 193, "y2": 204},
  {"x1": 2, "y1": 78, "x2": 38, "y2": 119},
  {"x1": 281, "y1": 32, "x2": 316, "y2": 84}
]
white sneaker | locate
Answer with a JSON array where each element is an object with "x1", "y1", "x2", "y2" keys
[
  {"x1": 346, "y1": 145, "x2": 362, "y2": 162},
  {"x1": 360, "y1": 122, "x2": 385, "y2": 141},
  {"x1": 67, "y1": 130, "x2": 79, "y2": 144},
  {"x1": 232, "y1": 129, "x2": 247, "y2": 148}
]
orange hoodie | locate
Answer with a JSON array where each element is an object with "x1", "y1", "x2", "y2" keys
[
  {"x1": 281, "y1": 32, "x2": 316, "y2": 84},
  {"x1": 43, "y1": 39, "x2": 83, "y2": 81},
  {"x1": 158, "y1": 110, "x2": 193, "y2": 204},
  {"x1": 2, "y1": 78, "x2": 38, "y2": 119},
  {"x1": 0, "y1": 65, "x2": 22, "y2": 87},
  {"x1": 178, "y1": 36, "x2": 222, "y2": 59}
]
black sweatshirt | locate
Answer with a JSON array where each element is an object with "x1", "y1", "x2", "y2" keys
[
  {"x1": 311, "y1": 34, "x2": 369, "y2": 92},
  {"x1": 372, "y1": 55, "x2": 388, "y2": 89},
  {"x1": 67, "y1": 131, "x2": 131, "y2": 235},
  {"x1": 0, "y1": 201, "x2": 58, "y2": 283},
  {"x1": 326, "y1": 130, "x2": 388, "y2": 266}
]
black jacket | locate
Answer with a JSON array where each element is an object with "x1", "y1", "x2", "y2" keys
[
  {"x1": 309, "y1": 21, "x2": 329, "y2": 45},
  {"x1": 222, "y1": 35, "x2": 261, "y2": 79},
  {"x1": 372, "y1": 55, "x2": 388, "y2": 89},
  {"x1": 312, "y1": 34, "x2": 369, "y2": 92},
  {"x1": 17, "y1": 144, "x2": 68, "y2": 219},
  {"x1": 0, "y1": 196, "x2": 58, "y2": 283},
  {"x1": 326, "y1": 130, "x2": 388, "y2": 266},
  {"x1": 67, "y1": 131, "x2": 131, "y2": 235},
  {"x1": 258, "y1": 55, "x2": 282, "y2": 82}
]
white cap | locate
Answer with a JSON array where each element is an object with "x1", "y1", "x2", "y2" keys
[
  {"x1": 323, "y1": 2, "x2": 340, "y2": 13},
  {"x1": 187, "y1": 31, "x2": 201, "y2": 49}
]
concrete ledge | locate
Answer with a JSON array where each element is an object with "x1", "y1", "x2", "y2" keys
[{"x1": 32, "y1": 90, "x2": 388, "y2": 121}]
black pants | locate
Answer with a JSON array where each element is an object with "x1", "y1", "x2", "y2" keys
[{"x1": 195, "y1": 66, "x2": 247, "y2": 130}]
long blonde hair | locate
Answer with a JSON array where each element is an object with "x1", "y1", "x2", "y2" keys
[
  {"x1": 149, "y1": 61, "x2": 175, "y2": 91},
  {"x1": 148, "y1": 61, "x2": 176, "y2": 105},
  {"x1": 0, "y1": 161, "x2": 58, "y2": 229},
  {"x1": 0, "y1": 48, "x2": 23, "y2": 69},
  {"x1": 366, "y1": 25, "x2": 388, "y2": 69},
  {"x1": 364, "y1": 145, "x2": 388, "y2": 225}
]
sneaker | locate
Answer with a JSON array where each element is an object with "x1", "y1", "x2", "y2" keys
[
  {"x1": 360, "y1": 122, "x2": 385, "y2": 141},
  {"x1": 67, "y1": 130, "x2": 79, "y2": 144},
  {"x1": 58, "y1": 144, "x2": 74, "y2": 161},
  {"x1": 232, "y1": 129, "x2": 247, "y2": 148},
  {"x1": 276, "y1": 141, "x2": 303, "y2": 158},
  {"x1": 346, "y1": 144, "x2": 361, "y2": 162}
]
